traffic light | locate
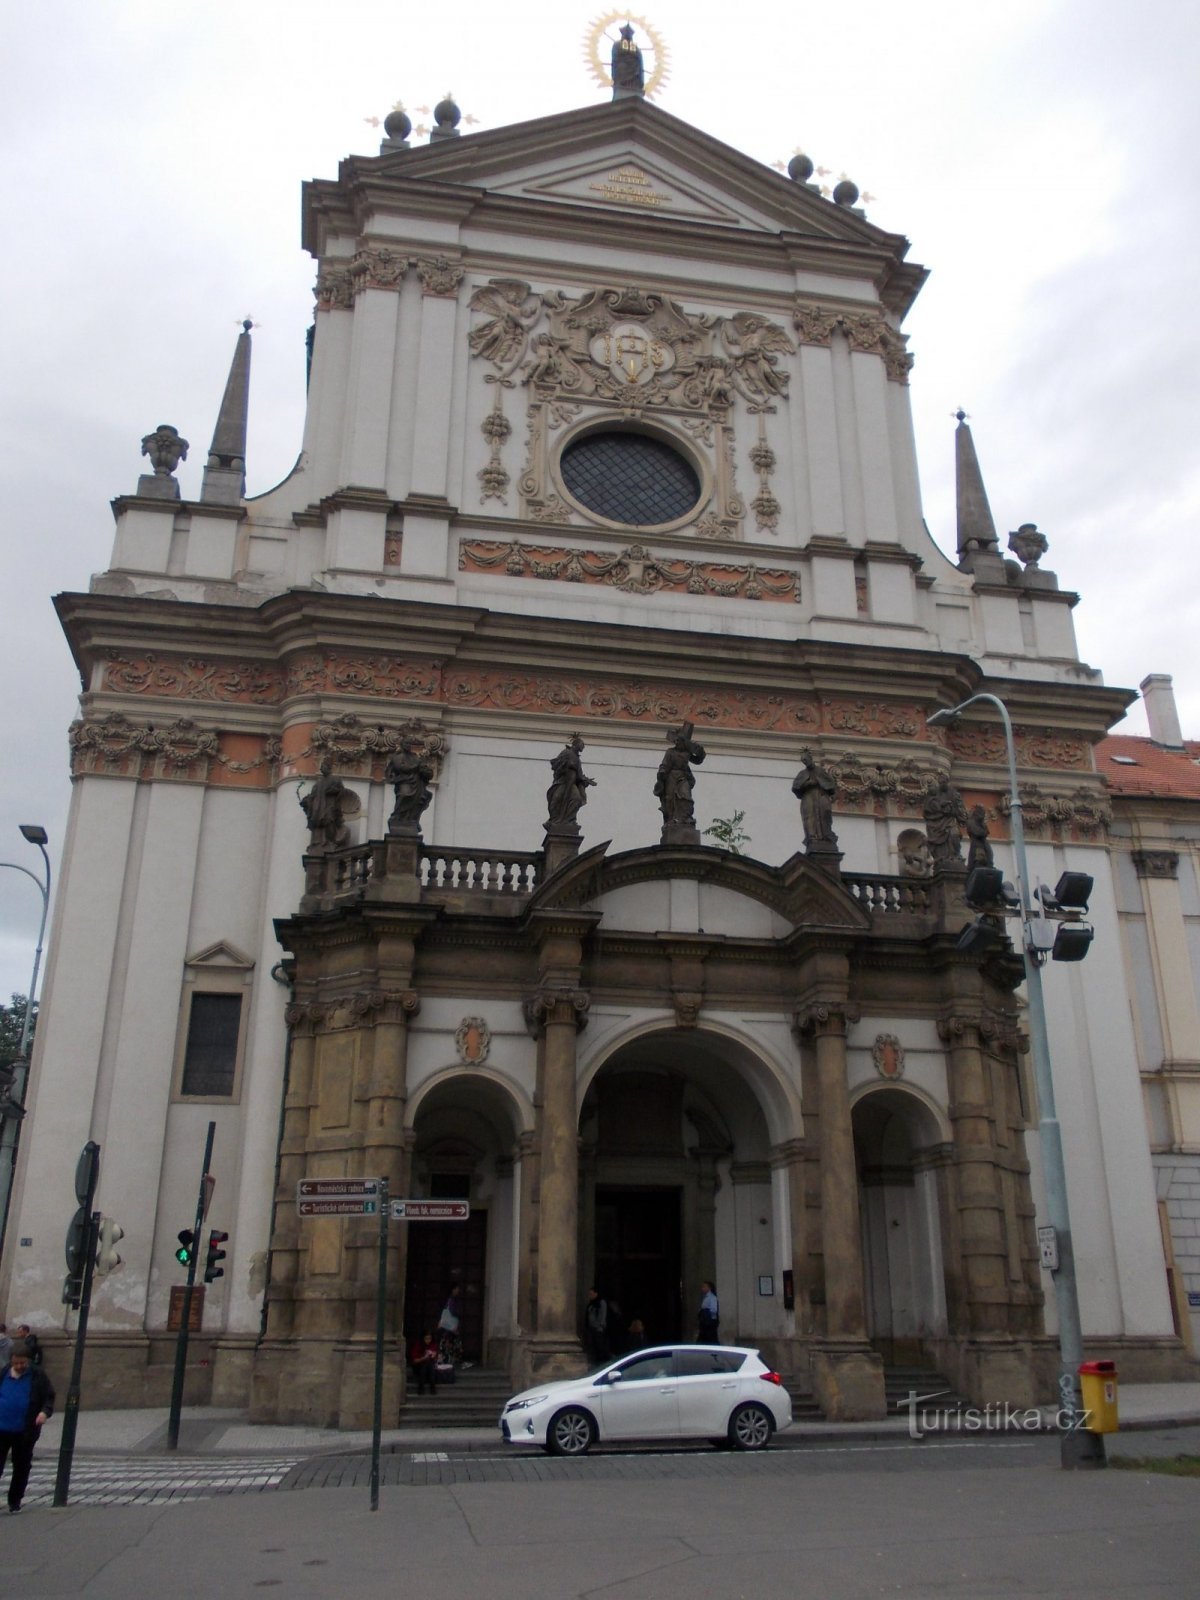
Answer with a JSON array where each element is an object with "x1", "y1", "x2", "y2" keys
[
  {"x1": 63, "y1": 1205, "x2": 90, "y2": 1308},
  {"x1": 175, "y1": 1229, "x2": 196, "y2": 1268},
  {"x1": 204, "y1": 1229, "x2": 229, "y2": 1283},
  {"x1": 95, "y1": 1217, "x2": 124, "y2": 1276}
]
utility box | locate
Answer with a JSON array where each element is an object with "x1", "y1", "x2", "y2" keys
[{"x1": 1079, "y1": 1360, "x2": 1118, "y2": 1433}]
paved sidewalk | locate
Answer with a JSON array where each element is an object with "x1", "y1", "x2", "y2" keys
[{"x1": 34, "y1": 1380, "x2": 1200, "y2": 1458}]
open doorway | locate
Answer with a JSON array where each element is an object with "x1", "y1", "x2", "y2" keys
[{"x1": 594, "y1": 1186, "x2": 682, "y2": 1348}]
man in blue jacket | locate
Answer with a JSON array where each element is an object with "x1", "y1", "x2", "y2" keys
[{"x1": 0, "y1": 1341, "x2": 55, "y2": 1512}]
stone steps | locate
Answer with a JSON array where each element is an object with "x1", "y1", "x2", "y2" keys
[{"x1": 399, "y1": 1367, "x2": 512, "y2": 1429}]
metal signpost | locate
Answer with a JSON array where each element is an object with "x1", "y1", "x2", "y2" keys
[
  {"x1": 167, "y1": 1120, "x2": 216, "y2": 1451},
  {"x1": 294, "y1": 1180, "x2": 469, "y2": 1510},
  {"x1": 53, "y1": 1141, "x2": 101, "y2": 1507}
]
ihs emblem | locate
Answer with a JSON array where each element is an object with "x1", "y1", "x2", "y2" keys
[{"x1": 584, "y1": 12, "x2": 671, "y2": 98}]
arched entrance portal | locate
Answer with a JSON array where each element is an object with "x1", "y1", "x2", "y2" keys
[
  {"x1": 580, "y1": 1028, "x2": 792, "y2": 1354},
  {"x1": 853, "y1": 1088, "x2": 949, "y2": 1365},
  {"x1": 404, "y1": 1073, "x2": 525, "y2": 1364}
]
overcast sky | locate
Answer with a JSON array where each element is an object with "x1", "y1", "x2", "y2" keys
[{"x1": 1, "y1": 0, "x2": 1196, "y2": 1000}]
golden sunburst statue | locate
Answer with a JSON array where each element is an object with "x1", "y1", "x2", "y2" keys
[{"x1": 584, "y1": 13, "x2": 671, "y2": 99}]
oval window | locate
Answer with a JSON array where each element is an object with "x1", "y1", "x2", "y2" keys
[{"x1": 560, "y1": 432, "x2": 701, "y2": 527}]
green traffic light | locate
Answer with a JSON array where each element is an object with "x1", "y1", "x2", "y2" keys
[{"x1": 176, "y1": 1229, "x2": 194, "y2": 1266}]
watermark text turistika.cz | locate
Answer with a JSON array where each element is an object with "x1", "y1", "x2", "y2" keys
[{"x1": 901, "y1": 1390, "x2": 1092, "y2": 1440}]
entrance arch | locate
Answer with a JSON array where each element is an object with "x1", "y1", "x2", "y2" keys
[
  {"x1": 852, "y1": 1086, "x2": 949, "y2": 1365},
  {"x1": 404, "y1": 1070, "x2": 528, "y2": 1363},
  {"x1": 579, "y1": 1025, "x2": 795, "y2": 1352}
]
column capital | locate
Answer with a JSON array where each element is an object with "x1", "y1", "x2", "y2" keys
[
  {"x1": 524, "y1": 988, "x2": 590, "y2": 1038},
  {"x1": 770, "y1": 1138, "x2": 810, "y2": 1167},
  {"x1": 793, "y1": 1001, "x2": 859, "y2": 1039}
]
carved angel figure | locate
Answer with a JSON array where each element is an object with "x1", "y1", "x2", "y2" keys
[
  {"x1": 468, "y1": 279, "x2": 542, "y2": 375},
  {"x1": 722, "y1": 313, "x2": 795, "y2": 401}
]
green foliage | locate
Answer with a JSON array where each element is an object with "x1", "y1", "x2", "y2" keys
[
  {"x1": 0, "y1": 994, "x2": 35, "y2": 1068},
  {"x1": 703, "y1": 810, "x2": 750, "y2": 855}
]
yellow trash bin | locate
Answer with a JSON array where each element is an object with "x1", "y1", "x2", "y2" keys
[{"x1": 1079, "y1": 1360, "x2": 1118, "y2": 1433}]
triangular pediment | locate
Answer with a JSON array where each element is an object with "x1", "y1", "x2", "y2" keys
[
  {"x1": 184, "y1": 940, "x2": 256, "y2": 972},
  {"x1": 359, "y1": 99, "x2": 909, "y2": 255}
]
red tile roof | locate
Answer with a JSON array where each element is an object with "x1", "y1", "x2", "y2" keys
[{"x1": 1096, "y1": 735, "x2": 1200, "y2": 798}]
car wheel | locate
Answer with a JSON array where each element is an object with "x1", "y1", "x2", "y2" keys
[
  {"x1": 728, "y1": 1403, "x2": 773, "y2": 1451},
  {"x1": 546, "y1": 1406, "x2": 594, "y2": 1456}
]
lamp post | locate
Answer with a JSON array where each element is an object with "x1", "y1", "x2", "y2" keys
[
  {"x1": 0, "y1": 824, "x2": 51, "y2": 1259},
  {"x1": 927, "y1": 695, "x2": 1103, "y2": 1469}
]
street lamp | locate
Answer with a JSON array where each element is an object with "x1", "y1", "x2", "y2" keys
[
  {"x1": 927, "y1": 695, "x2": 1104, "y2": 1469},
  {"x1": 0, "y1": 823, "x2": 52, "y2": 1258}
]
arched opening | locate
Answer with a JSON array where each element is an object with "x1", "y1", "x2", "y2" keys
[
  {"x1": 404, "y1": 1072, "x2": 525, "y2": 1364},
  {"x1": 852, "y1": 1087, "x2": 949, "y2": 1365},
  {"x1": 580, "y1": 1027, "x2": 792, "y2": 1352}
]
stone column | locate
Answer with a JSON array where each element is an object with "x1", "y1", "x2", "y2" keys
[
  {"x1": 937, "y1": 1011, "x2": 1035, "y2": 1406},
  {"x1": 524, "y1": 987, "x2": 588, "y2": 1382},
  {"x1": 338, "y1": 988, "x2": 419, "y2": 1430},
  {"x1": 794, "y1": 999, "x2": 885, "y2": 1419}
]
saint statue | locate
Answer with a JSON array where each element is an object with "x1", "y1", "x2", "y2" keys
[
  {"x1": 385, "y1": 739, "x2": 434, "y2": 832},
  {"x1": 791, "y1": 749, "x2": 839, "y2": 852},
  {"x1": 923, "y1": 775, "x2": 969, "y2": 867},
  {"x1": 655, "y1": 722, "x2": 706, "y2": 830},
  {"x1": 611, "y1": 22, "x2": 644, "y2": 95},
  {"x1": 299, "y1": 757, "x2": 347, "y2": 849},
  {"x1": 965, "y1": 804, "x2": 994, "y2": 871},
  {"x1": 546, "y1": 734, "x2": 596, "y2": 833}
]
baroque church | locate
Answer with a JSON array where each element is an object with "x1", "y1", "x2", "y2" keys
[{"x1": 4, "y1": 38, "x2": 1189, "y2": 1425}]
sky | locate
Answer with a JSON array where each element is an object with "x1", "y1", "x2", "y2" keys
[{"x1": 1, "y1": 0, "x2": 1197, "y2": 999}]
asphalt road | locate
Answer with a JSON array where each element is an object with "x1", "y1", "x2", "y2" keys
[{"x1": 3, "y1": 1427, "x2": 1195, "y2": 1599}]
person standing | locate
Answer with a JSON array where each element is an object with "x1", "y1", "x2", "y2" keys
[
  {"x1": 583, "y1": 1287, "x2": 610, "y2": 1367},
  {"x1": 0, "y1": 1341, "x2": 54, "y2": 1513},
  {"x1": 410, "y1": 1331, "x2": 439, "y2": 1396},
  {"x1": 697, "y1": 1281, "x2": 720, "y2": 1345},
  {"x1": 437, "y1": 1283, "x2": 464, "y2": 1368},
  {"x1": 13, "y1": 1327, "x2": 42, "y2": 1370}
]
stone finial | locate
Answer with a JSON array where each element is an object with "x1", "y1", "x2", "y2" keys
[
  {"x1": 138, "y1": 424, "x2": 189, "y2": 500},
  {"x1": 201, "y1": 319, "x2": 253, "y2": 506},
  {"x1": 430, "y1": 92, "x2": 461, "y2": 141},
  {"x1": 611, "y1": 22, "x2": 645, "y2": 99},
  {"x1": 1008, "y1": 523, "x2": 1048, "y2": 570},
  {"x1": 380, "y1": 102, "x2": 412, "y2": 152},
  {"x1": 832, "y1": 177, "x2": 859, "y2": 207},
  {"x1": 788, "y1": 152, "x2": 815, "y2": 183}
]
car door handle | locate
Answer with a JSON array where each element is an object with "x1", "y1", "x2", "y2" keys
[
  {"x1": 659, "y1": 1386, "x2": 676, "y2": 1394},
  {"x1": 721, "y1": 1381, "x2": 736, "y2": 1389}
]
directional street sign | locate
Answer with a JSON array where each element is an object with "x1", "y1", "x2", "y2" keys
[
  {"x1": 390, "y1": 1199, "x2": 470, "y2": 1221},
  {"x1": 298, "y1": 1197, "x2": 379, "y2": 1217},
  {"x1": 297, "y1": 1178, "x2": 380, "y2": 1198}
]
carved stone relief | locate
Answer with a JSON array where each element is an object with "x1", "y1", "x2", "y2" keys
[
  {"x1": 872, "y1": 1034, "x2": 905, "y2": 1080},
  {"x1": 458, "y1": 539, "x2": 801, "y2": 603},
  {"x1": 793, "y1": 301, "x2": 913, "y2": 383}
]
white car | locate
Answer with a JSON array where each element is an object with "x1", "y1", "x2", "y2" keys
[{"x1": 500, "y1": 1344, "x2": 792, "y2": 1455}]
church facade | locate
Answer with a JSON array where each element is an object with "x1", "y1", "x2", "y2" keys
[{"x1": 3, "y1": 72, "x2": 1187, "y2": 1424}]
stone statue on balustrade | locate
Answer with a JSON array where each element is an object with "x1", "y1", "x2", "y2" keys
[
  {"x1": 386, "y1": 739, "x2": 434, "y2": 835},
  {"x1": 923, "y1": 774, "x2": 969, "y2": 867},
  {"x1": 791, "y1": 749, "x2": 840, "y2": 861},
  {"x1": 965, "y1": 804, "x2": 994, "y2": 871},
  {"x1": 655, "y1": 722, "x2": 706, "y2": 846},
  {"x1": 299, "y1": 757, "x2": 348, "y2": 850},
  {"x1": 546, "y1": 734, "x2": 596, "y2": 837}
]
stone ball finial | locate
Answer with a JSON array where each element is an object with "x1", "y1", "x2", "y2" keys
[
  {"x1": 832, "y1": 178, "x2": 860, "y2": 207},
  {"x1": 1008, "y1": 522, "x2": 1049, "y2": 569},
  {"x1": 431, "y1": 92, "x2": 462, "y2": 140},
  {"x1": 384, "y1": 103, "x2": 413, "y2": 142},
  {"x1": 788, "y1": 153, "x2": 815, "y2": 183}
]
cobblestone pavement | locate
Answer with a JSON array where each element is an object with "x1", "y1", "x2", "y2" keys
[{"x1": 22, "y1": 1454, "x2": 302, "y2": 1506}]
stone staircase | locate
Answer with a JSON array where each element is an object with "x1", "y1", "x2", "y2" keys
[
  {"x1": 884, "y1": 1365, "x2": 971, "y2": 1415},
  {"x1": 399, "y1": 1365, "x2": 513, "y2": 1430}
]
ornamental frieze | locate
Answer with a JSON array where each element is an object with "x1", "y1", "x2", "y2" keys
[
  {"x1": 70, "y1": 713, "x2": 224, "y2": 778},
  {"x1": 309, "y1": 713, "x2": 446, "y2": 781},
  {"x1": 458, "y1": 538, "x2": 801, "y2": 603},
  {"x1": 996, "y1": 785, "x2": 1111, "y2": 838},
  {"x1": 104, "y1": 651, "x2": 284, "y2": 705},
  {"x1": 322, "y1": 249, "x2": 465, "y2": 302},
  {"x1": 946, "y1": 723, "x2": 1089, "y2": 769}
]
